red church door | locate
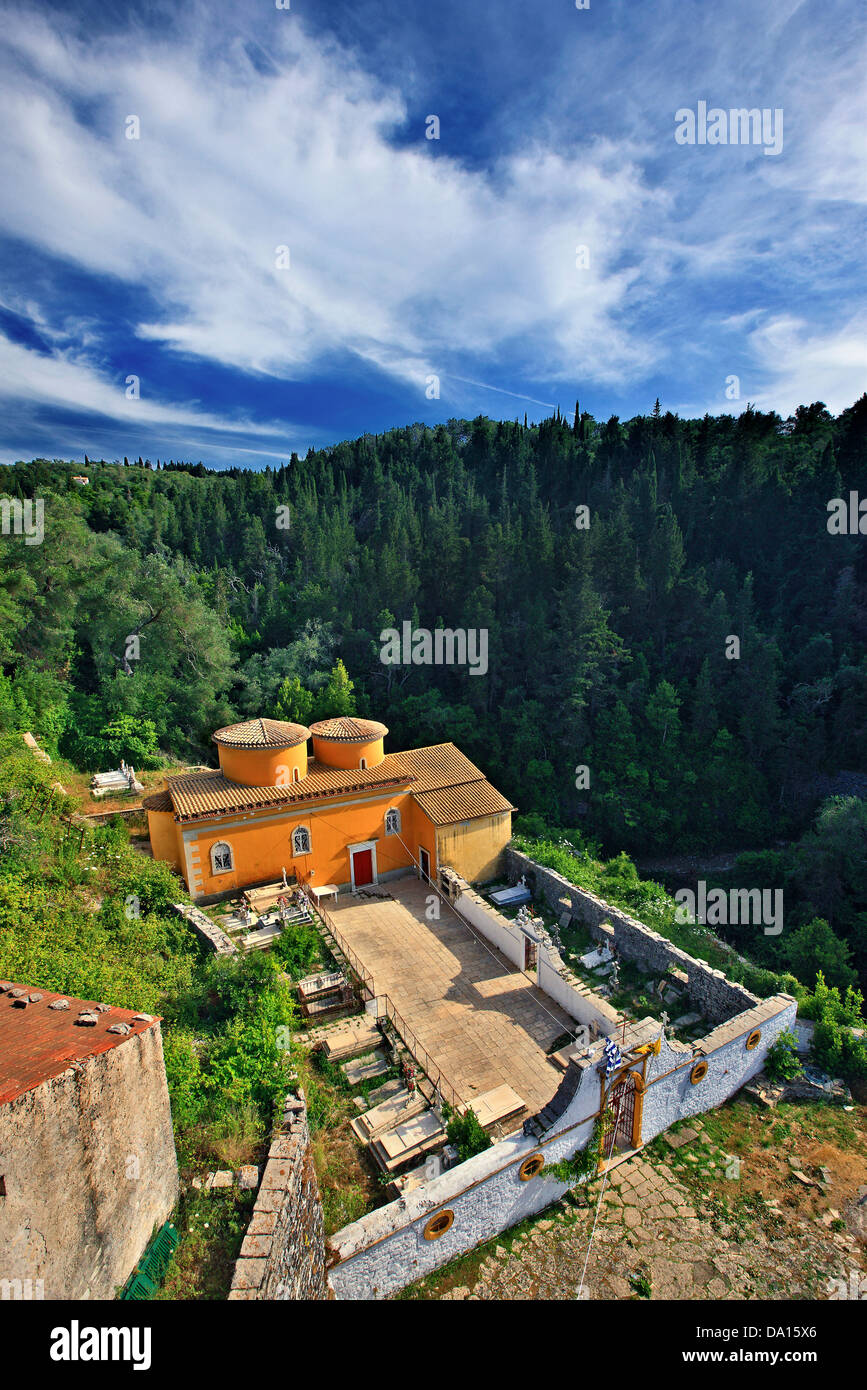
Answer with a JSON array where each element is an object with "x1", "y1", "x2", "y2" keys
[{"x1": 352, "y1": 848, "x2": 374, "y2": 888}]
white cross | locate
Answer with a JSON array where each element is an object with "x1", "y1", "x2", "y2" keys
[{"x1": 660, "y1": 1010, "x2": 669, "y2": 1030}]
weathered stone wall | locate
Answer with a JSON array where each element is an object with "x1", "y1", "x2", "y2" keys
[
  {"x1": 327, "y1": 1116, "x2": 592, "y2": 1300},
  {"x1": 229, "y1": 1092, "x2": 328, "y2": 1300},
  {"x1": 0, "y1": 1025, "x2": 178, "y2": 1300},
  {"x1": 173, "y1": 902, "x2": 237, "y2": 955},
  {"x1": 506, "y1": 848, "x2": 759, "y2": 1023}
]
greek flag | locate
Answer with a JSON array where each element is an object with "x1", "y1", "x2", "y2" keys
[{"x1": 603, "y1": 1037, "x2": 623, "y2": 1077}]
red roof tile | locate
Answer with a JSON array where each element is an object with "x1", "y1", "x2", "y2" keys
[
  {"x1": 166, "y1": 760, "x2": 413, "y2": 822},
  {"x1": 413, "y1": 780, "x2": 515, "y2": 825},
  {"x1": 0, "y1": 981, "x2": 159, "y2": 1105}
]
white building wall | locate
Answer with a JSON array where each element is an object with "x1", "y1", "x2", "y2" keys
[
  {"x1": 448, "y1": 882, "x2": 526, "y2": 969},
  {"x1": 536, "y1": 941, "x2": 622, "y2": 1036},
  {"x1": 327, "y1": 1113, "x2": 596, "y2": 1300}
]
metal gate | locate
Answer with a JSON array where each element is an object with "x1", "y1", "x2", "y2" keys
[{"x1": 602, "y1": 1070, "x2": 636, "y2": 1157}]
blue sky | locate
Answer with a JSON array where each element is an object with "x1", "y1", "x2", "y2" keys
[{"x1": 0, "y1": 0, "x2": 864, "y2": 468}]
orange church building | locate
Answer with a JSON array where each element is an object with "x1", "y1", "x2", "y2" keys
[{"x1": 144, "y1": 716, "x2": 514, "y2": 902}]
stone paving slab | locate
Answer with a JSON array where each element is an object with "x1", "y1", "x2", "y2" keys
[{"x1": 331, "y1": 875, "x2": 573, "y2": 1120}]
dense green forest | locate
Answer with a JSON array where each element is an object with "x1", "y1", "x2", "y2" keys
[
  {"x1": 2, "y1": 399, "x2": 865, "y2": 836},
  {"x1": 1, "y1": 397, "x2": 865, "y2": 989}
]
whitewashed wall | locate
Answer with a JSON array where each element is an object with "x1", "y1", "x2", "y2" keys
[
  {"x1": 536, "y1": 940, "x2": 622, "y2": 1036},
  {"x1": 327, "y1": 1112, "x2": 596, "y2": 1300},
  {"x1": 326, "y1": 993, "x2": 797, "y2": 1299},
  {"x1": 448, "y1": 881, "x2": 527, "y2": 970}
]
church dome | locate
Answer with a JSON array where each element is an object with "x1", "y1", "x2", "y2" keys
[
  {"x1": 309, "y1": 716, "x2": 388, "y2": 770},
  {"x1": 308, "y1": 717, "x2": 388, "y2": 742},
  {"x1": 213, "y1": 718, "x2": 310, "y2": 749},
  {"x1": 213, "y1": 718, "x2": 310, "y2": 787}
]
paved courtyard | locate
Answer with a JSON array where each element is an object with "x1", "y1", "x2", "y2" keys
[{"x1": 328, "y1": 875, "x2": 572, "y2": 1122}]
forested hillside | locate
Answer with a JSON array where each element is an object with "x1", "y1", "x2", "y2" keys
[{"x1": 2, "y1": 397, "x2": 865, "y2": 854}]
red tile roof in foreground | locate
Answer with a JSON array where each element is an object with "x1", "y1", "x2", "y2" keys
[{"x1": 0, "y1": 981, "x2": 159, "y2": 1105}]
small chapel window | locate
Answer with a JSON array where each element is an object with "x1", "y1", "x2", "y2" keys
[
  {"x1": 385, "y1": 808, "x2": 401, "y2": 836},
  {"x1": 211, "y1": 842, "x2": 233, "y2": 874},
  {"x1": 292, "y1": 826, "x2": 311, "y2": 856}
]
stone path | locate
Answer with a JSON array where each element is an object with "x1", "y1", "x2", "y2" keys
[{"x1": 438, "y1": 1151, "x2": 864, "y2": 1301}]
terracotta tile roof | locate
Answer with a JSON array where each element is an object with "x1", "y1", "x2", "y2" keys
[
  {"x1": 0, "y1": 981, "x2": 159, "y2": 1105},
  {"x1": 212, "y1": 718, "x2": 311, "y2": 749},
  {"x1": 386, "y1": 743, "x2": 486, "y2": 792},
  {"x1": 165, "y1": 761, "x2": 413, "y2": 822},
  {"x1": 309, "y1": 717, "x2": 388, "y2": 742},
  {"x1": 413, "y1": 780, "x2": 515, "y2": 826},
  {"x1": 160, "y1": 741, "x2": 513, "y2": 827},
  {"x1": 142, "y1": 789, "x2": 173, "y2": 812}
]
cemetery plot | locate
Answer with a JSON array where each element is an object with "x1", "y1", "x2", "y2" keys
[{"x1": 369, "y1": 1110, "x2": 448, "y2": 1175}]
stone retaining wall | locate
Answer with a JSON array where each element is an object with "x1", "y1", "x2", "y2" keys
[
  {"x1": 506, "y1": 848, "x2": 759, "y2": 1024},
  {"x1": 173, "y1": 903, "x2": 237, "y2": 956},
  {"x1": 229, "y1": 1092, "x2": 328, "y2": 1300}
]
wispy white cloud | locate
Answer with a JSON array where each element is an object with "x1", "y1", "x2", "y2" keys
[
  {"x1": 0, "y1": 0, "x2": 863, "y2": 439},
  {"x1": 0, "y1": 335, "x2": 290, "y2": 437}
]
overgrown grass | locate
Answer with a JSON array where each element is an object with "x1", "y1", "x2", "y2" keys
[{"x1": 154, "y1": 1187, "x2": 257, "y2": 1301}]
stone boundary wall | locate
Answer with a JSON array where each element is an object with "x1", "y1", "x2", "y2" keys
[
  {"x1": 173, "y1": 903, "x2": 237, "y2": 956},
  {"x1": 506, "y1": 848, "x2": 759, "y2": 1024},
  {"x1": 326, "y1": 992, "x2": 797, "y2": 1300},
  {"x1": 640, "y1": 994, "x2": 797, "y2": 1139},
  {"x1": 327, "y1": 1114, "x2": 593, "y2": 1300},
  {"x1": 440, "y1": 867, "x2": 525, "y2": 969},
  {"x1": 229, "y1": 1092, "x2": 328, "y2": 1300},
  {"x1": 441, "y1": 867, "x2": 622, "y2": 1035}
]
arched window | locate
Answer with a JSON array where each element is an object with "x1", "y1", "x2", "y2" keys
[
  {"x1": 385, "y1": 808, "x2": 401, "y2": 836},
  {"x1": 359, "y1": 757, "x2": 367, "y2": 770},
  {"x1": 292, "y1": 826, "x2": 311, "y2": 856},
  {"x1": 292, "y1": 767, "x2": 300, "y2": 783},
  {"x1": 211, "y1": 842, "x2": 233, "y2": 874}
]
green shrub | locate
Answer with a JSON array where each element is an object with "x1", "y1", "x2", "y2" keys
[
  {"x1": 763, "y1": 1031, "x2": 804, "y2": 1083},
  {"x1": 542, "y1": 1118, "x2": 604, "y2": 1184},
  {"x1": 444, "y1": 1106, "x2": 492, "y2": 1163}
]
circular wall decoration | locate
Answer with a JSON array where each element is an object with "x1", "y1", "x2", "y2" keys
[
  {"x1": 746, "y1": 1029, "x2": 762, "y2": 1051},
  {"x1": 690, "y1": 1060, "x2": 709, "y2": 1085},
  {"x1": 518, "y1": 1154, "x2": 545, "y2": 1182},
  {"x1": 422, "y1": 1209, "x2": 455, "y2": 1241}
]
